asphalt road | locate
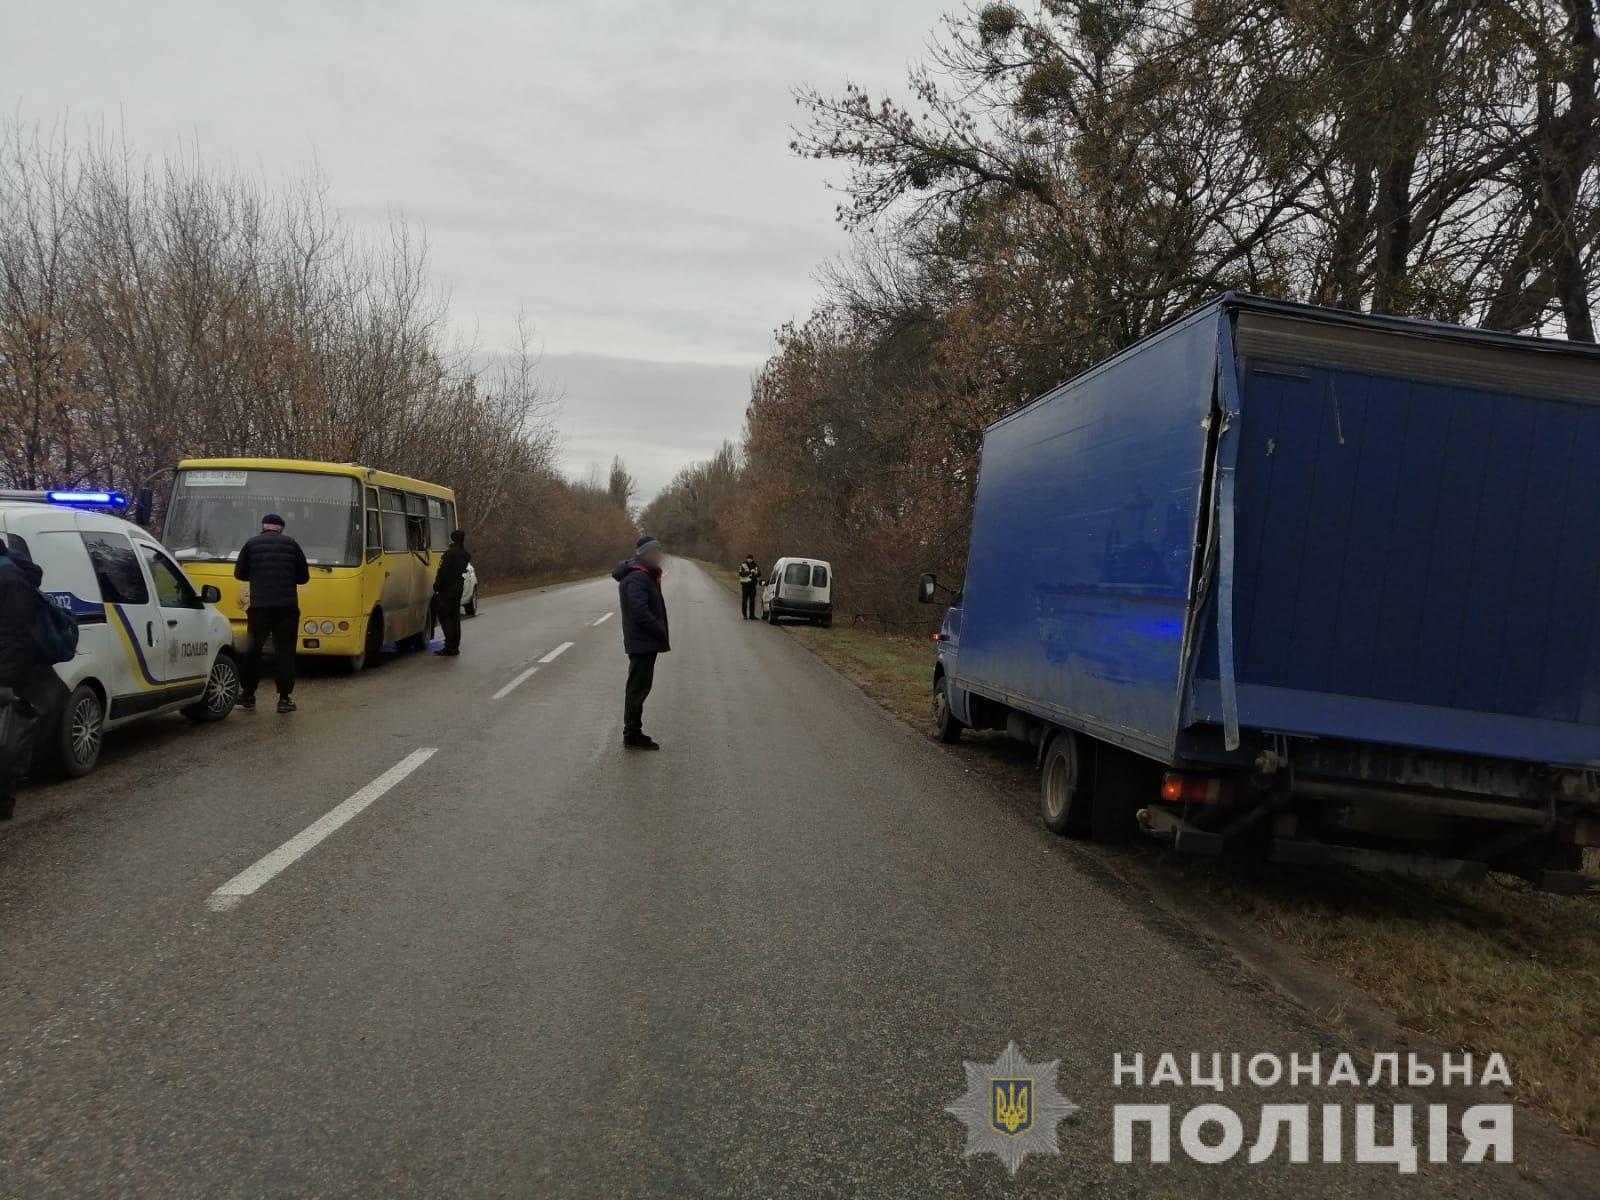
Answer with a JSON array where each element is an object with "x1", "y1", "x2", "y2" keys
[{"x1": 0, "y1": 559, "x2": 1553, "y2": 1198}]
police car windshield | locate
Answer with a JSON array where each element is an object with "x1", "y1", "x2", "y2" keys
[{"x1": 166, "y1": 469, "x2": 362, "y2": 566}]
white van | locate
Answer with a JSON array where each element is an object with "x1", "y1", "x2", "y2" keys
[
  {"x1": 0, "y1": 497, "x2": 239, "y2": 777},
  {"x1": 760, "y1": 557, "x2": 833, "y2": 627}
]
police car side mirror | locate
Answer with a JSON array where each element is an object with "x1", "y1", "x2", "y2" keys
[
  {"x1": 200, "y1": 584, "x2": 222, "y2": 604},
  {"x1": 917, "y1": 573, "x2": 938, "y2": 604}
]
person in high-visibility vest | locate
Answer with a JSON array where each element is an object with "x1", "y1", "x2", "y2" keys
[{"x1": 737, "y1": 555, "x2": 761, "y2": 619}]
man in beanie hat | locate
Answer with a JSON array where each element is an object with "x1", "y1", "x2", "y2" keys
[
  {"x1": 610, "y1": 534, "x2": 669, "y2": 749},
  {"x1": 234, "y1": 513, "x2": 310, "y2": 713},
  {"x1": 431, "y1": 529, "x2": 472, "y2": 657}
]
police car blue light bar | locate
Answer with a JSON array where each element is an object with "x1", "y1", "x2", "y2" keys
[{"x1": 46, "y1": 490, "x2": 128, "y2": 508}]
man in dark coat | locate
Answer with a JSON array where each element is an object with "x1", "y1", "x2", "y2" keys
[
  {"x1": 432, "y1": 529, "x2": 471, "y2": 657},
  {"x1": 611, "y1": 534, "x2": 669, "y2": 750},
  {"x1": 0, "y1": 540, "x2": 48, "y2": 819},
  {"x1": 234, "y1": 513, "x2": 310, "y2": 714}
]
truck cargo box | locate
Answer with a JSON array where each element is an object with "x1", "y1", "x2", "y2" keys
[{"x1": 954, "y1": 295, "x2": 1600, "y2": 771}]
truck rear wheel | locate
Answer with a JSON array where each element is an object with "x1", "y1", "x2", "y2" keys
[{"x1": 1040, "y1": 732, "x2": 1091, "y2": 836}]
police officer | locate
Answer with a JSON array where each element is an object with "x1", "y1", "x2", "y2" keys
[
  {"x1": 433, "y1": 529, "x2": 471, "y2": 657},
  {"x1": 737, "y1": 554, "x2": 760, "y2": 619},
  {"x1": 234, "y1": 513, "x2": 310, "y2": 713}
]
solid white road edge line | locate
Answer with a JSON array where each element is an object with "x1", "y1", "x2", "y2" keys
[
  {"x1": 591, "y1": 612, "x2": 614, "y2": 625},
  {"x1": 205, "y1": 748, "x2": 438, "y2": 911},
  {"x1": 492, "y1": 664, "x2": 539, "y2": 700},
  {"x1": 539, "y1": 641, "x2": 575, "y2": 663}
]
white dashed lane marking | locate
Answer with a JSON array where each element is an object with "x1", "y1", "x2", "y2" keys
[
  {"x1": 539, "y1": 641, "x2": 575, "y2": 664},
  {"x1": 492, "y1": 666, "x2": 539, "y2": 701},
  {"x1": 206, "y1": 748, "x2": 438, "y2": 911}
]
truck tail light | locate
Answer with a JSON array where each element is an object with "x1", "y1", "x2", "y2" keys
[{"x1": 1160, "y1": 773, "x2": 1234, "y2": 805}]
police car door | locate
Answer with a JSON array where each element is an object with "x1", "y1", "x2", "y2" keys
[
  {"x1": 134, "y1": 537, "x2": 213, "y2": 698},
  {"x1": 76, "y1": 521, "x2": 182, "y2": 716}
]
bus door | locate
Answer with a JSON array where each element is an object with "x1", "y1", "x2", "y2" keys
[{"x1": 378, "y1": 487, "x2": 416, "y2": 641}]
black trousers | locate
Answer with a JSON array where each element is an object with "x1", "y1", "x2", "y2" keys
[
  {"x1": 740, "y1": 583, "x2": 757, "y2": 618},
  {"x1": 241, "y1": 605, "x2": 299, "y2": 698},
  {"x1": 624, "y1": 653, "x2": 657, "y2": 736},
  {"x1": 433, "y1": 591, "x2": 462, "y2": 651}
]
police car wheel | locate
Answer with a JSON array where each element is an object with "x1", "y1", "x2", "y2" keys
[
  {"x1": 57, "y1": 685, "x2": 105, "y2": 778},
  {"x1": 185, "y1": 655, "x2": 239, "y2": 723}
]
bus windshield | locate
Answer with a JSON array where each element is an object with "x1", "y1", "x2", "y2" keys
[{"x1": 166, "y1": 469, "x2": 363, "y2": 566}]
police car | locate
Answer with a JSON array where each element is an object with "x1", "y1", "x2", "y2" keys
[{"x1": 0, "y1": 491, "x2": 240, "y2": 777}]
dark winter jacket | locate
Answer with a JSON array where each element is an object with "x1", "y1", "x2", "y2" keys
[
  {"x1": 0, "y1": 548, "x2": 47, "y2": 686},
  {"x1": 434, "y1": 544, "x2": 471, "y2": 596},
  {"x1": 234, "y1": 530, "x2": 310, "y2": 609},
  {"x1": 612, "y1": 558, "x2": 669, "y2": 655}
]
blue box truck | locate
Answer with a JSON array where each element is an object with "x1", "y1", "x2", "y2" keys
[{"x1": 921, "y1": 294, "x2": 1600, "y2": 891}]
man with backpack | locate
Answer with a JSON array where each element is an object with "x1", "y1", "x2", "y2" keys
[{"x1": 0, "y1": 539, "x2": 53, "y2": 820}]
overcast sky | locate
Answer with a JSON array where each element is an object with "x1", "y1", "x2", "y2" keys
[{"x1": 2, "y1": 0, "x2": 945, "y2": 496}]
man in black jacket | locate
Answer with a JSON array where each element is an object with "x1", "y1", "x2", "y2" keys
[
  {"x1": 0, "y1": 541, "x2": 48, "y2": 819},
  {"x1": 234, "y1": 513, "x2": 310, "y2": 714},
  {"x1": 611, "y1": 534, "x2": 669, "y2": 750},
  {"x1": 432, "y1": 529, "x2": 471, "y2": 657}
]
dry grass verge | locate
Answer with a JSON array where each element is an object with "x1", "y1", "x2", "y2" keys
[{"x1": 694, "y1": 561, "x2": 1600, "y2": 1142}]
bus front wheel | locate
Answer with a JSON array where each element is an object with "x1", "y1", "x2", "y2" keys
[{"x1": 345, "y1": 610, "x2": 384, "y2": 672}]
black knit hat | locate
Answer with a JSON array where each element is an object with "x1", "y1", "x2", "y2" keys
[{"x1": 261, "y1": 513, "x2": 285, "y2": 528}]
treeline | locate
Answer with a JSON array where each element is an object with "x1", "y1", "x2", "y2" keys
[
  {"x1": 0, "y1": 123, "x2": 634, "y2": 581},
  {"x1": 646, "y1": 0, "x2": 1600, "y2": 625}
]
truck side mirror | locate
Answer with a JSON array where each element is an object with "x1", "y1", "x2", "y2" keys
[
  {"x1": 133, "y1": 486, "x2": 154, "y2": 527},
  {"x1": 917, "y1": 573, "x2": 938, "y2": 604}
]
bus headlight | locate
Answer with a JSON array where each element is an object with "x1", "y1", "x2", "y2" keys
[
  {"x1": 320, "y1": 620, "x2": 336, "y2": 635},
  {"x1": 303, "y1": 619, "x2": 318, "y2": 634}
]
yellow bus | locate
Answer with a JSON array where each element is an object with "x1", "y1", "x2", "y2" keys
[{"x1": 164, "y1": 458, "x2": 458, "y2": 671}]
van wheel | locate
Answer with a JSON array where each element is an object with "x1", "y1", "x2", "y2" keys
[
  {"x1": 53, "y1": 684, "x2": 105, "y2": 778},
  {"x1": 820, "y1": 616, "x2": 832, "y2": 629},
  {"x1": 464, "y1": 597, "x2": 477, "y2": 617},
  {"x1": 1040, "y1": 732, "x2": 1091, "y2": 836},
  {"x1": 184, "y1": 655, "x2": 239, "y2": 723},
  {"x1": 932, "y1": 678, "x2": 963, "y2": 744}
]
